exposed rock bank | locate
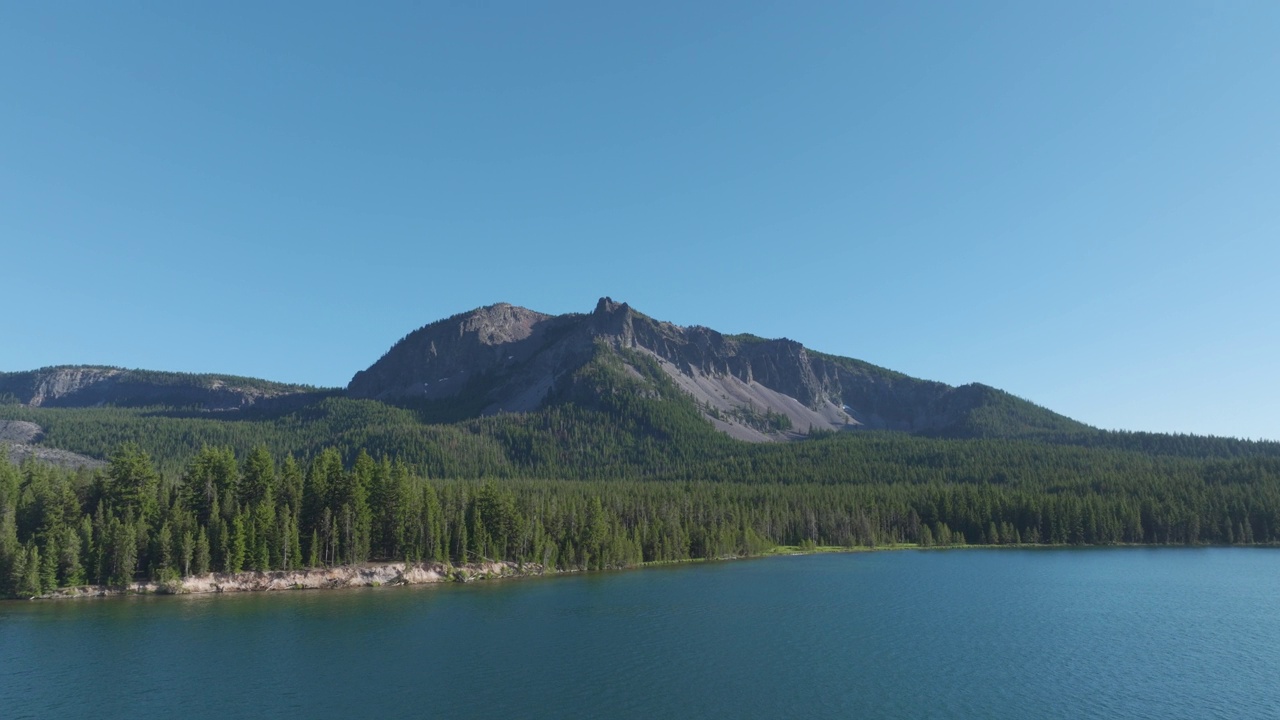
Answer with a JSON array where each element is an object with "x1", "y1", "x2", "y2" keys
[{"x1": 35, "y1": 561, "x2": 540, "y2": 600}]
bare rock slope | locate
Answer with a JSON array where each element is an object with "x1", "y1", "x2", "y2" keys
[
  {"x1": 0, "y1": 419, "x2": 42, "y2": 444},
  {"x1": 1, "y1": 420, "x2": 104, "y2": 469}
]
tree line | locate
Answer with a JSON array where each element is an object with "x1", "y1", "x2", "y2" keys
[{"x1": 3, "y1": 439, "x2": 1280, "y2": 598}]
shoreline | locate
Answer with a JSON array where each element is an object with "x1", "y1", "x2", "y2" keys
[
  {"x1": 30, "y1": 560, "x2": 543, "y2": 601},
  {"x1": 19, "y1": 542, "x2": 1276, "y2": 601},
  {"x1": 26, "y1": 545, "x2": 853, "y2": 601}
]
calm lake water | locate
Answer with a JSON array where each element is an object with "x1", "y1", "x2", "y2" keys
[{"x1": 2, "y1": 548, "x2": 1278, "y2": 719}]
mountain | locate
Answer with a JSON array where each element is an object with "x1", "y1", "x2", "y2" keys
[
  {"x1": 348, "y1": 297, "x2": 1088, "y2": 441},
  {"x1": 5, "y1": 298, "x2": 1279, "y2": 478},
  {"x1": 0, "y1": 366, "x2": 321, "y2": 411}
]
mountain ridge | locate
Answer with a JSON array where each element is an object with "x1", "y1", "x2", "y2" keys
[
  {"x1": 346, "y1": 297, "x2": 1088, "y2": 441},
  {"x1": 0, "y1": 365, "x2": 321, "y2": 411},
  {"x1": 3, "y1": 298, "x2": 1088, "y2": 445}
]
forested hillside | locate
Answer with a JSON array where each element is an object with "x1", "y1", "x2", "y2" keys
[{"x1": 3, "y1": 345, "x2": 1276, "y2": 480}]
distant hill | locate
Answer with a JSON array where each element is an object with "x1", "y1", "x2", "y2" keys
[{"x1": 0, "y1": 366, "x2": 323, "y2": 411}]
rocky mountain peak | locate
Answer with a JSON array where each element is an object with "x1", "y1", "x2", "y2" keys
[
  {"x1": 346, "y1": 302, "x2": 573, "y2": 403},
  {"x1": 593, "y1": 296, "x2": 630, "y2": 316},
  {"x1": 457, "y1": 303, "x2": 552, "y2": 346}
]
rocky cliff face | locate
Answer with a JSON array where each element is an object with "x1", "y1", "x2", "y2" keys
[
  {"x1": 348, "y1": 298, "x2": 1084, "y2": 441},
  {"x1": 0, "y1": 366, "x2": 316, "y2": 410}
]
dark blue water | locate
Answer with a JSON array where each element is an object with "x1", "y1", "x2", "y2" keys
[{"x1": 3, "y1": 549, "x2": 1279, "y2": 719}]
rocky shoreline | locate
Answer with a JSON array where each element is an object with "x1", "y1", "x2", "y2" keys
[{"x1": 33, "y1": 560, "x2": 543, "y2": 600}]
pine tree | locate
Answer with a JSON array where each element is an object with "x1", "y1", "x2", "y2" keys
[
  {"x1": 109, "y1": 519, "x2": 138, "y2": 586},
  {"x1": 193, "y1": 528, "x2": 211, "y2": 576},
  {"x1": 308, "y1": 529, "x2": 320, "y2": 568},
  {"x1": 59, "y1": 525, "x2": 85, "y2": 586},
  {"x1": 228, "y1": 514, "x2": 247, "y2": 574},
  {"x1": 288, "y1": 517, "x2": 303, "y2": 570},
  {"x1": 106, "y1": 444, "x2": 161, "y2": 522},
  {"x1": 155, "y1": 522, "x2": 173, "y2": 580},
  {"x1": 279, "y1": 454, "x2": 304, "y2": 522},
  {"x1": 180, "y1": 530, "x2": 194, "y2": 577},
  {"x1": 8, "y1": 541, "x2": 29, "y2": 597},
  {"x1": 422, "y1": 483, "x2": 445, "y2": 563},
  {"x1": 183, "y1": 446, "x2": 239, "y2": 526},
  {"x1": 919, "y1": 524, "x2": 934, "y2": 547},
  {"x1": 240, "y1": 445, "x2": 276, "y2": 508},
  {"x1": 20, "y1": 544, "x2": 42, "y2": 597}
]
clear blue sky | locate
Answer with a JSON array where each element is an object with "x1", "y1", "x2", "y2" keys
[{"x1": 2, "y1": 2, "x2": 1277, "y2": 440}]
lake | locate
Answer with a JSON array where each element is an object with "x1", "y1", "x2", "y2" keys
[{"x1": 2, "y1": 548, "x2": 1278, "y2": 719}]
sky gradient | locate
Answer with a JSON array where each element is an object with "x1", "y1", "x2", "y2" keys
[{"x1": 2, "y1": 2, "x2": 1277, "y2": 440}]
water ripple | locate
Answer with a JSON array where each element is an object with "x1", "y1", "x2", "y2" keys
[{"x1": 3, "y1": 549, "x2": 1279, "y2": 719}]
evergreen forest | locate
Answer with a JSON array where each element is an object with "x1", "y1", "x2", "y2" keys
[
  {"x1": 4, "y1": 347, "x2": 1280, "y2": 598},
  {"x1": 3, "y1": 427, "x2": 1280, "y2": 598}
]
